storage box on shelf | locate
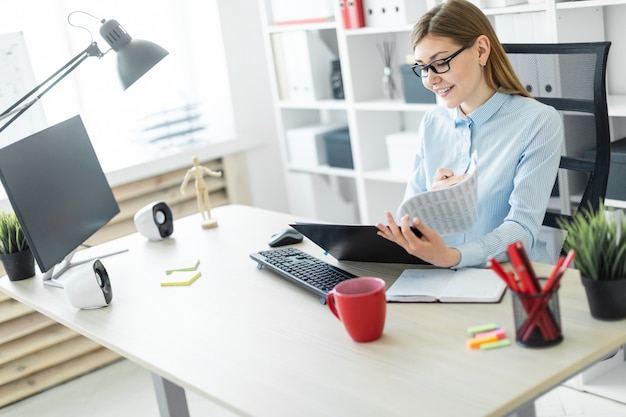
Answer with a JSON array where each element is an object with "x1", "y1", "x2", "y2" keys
[
  {"x1": 285, "y1": 123, "x2": 348, "y2": 168},
  {"x1": 386, "y1": 130, "x2": 419, "y2": 177},
  {"x1": 324, "y1": 128, "x2": 354, "y2": 169}
]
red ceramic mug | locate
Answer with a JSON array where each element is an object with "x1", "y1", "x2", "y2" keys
[{"x1": 326, "y1": 277, "x2": 387, "y2": 342}]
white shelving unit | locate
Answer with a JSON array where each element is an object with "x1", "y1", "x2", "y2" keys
[{"x1": 258, "y1": 0, "x2": 626, "y2": 225}]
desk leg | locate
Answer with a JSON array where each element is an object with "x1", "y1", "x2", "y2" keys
[
  {"x1": 506, "y1": 401, "x2": 536, "y2": 417},
  {"x1": 151, "y1": 372, "x2": 190, "y2": 417}
]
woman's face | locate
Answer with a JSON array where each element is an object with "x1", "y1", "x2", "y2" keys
[{"x1": 414, "y1": 35, "x2": 493, "y2": 114}]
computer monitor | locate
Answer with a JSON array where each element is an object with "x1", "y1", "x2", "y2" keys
[{"x1": 0, "y1": 115, "x2": 120, "y2": 286}]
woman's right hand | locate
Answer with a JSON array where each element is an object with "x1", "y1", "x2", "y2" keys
[{"x1": 432, "y1": 168, "x2": 468, "y2": 190}]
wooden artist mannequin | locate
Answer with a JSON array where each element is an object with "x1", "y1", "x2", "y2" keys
[{"x1": 180, "y1": 156, "x2": 222, "y2": 229}]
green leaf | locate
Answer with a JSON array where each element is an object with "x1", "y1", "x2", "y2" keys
[
  {"x1": 557, "y1": 201, "x2": 626, "y2": 281},
  {"x1": 0, "y1": 211, "x2": 29, "y2": 254}
]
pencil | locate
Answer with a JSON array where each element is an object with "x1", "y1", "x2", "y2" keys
[
  {"x1": 544, "y1": 250, "x2": 576, "y2": 293},
  {"x1": 487, "y1": 257, "x2": 513, "y2": 289}
]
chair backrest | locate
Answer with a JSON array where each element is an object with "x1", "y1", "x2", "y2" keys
[{"x1": 502, "y1": 42, "x2": 611, "y2": 230}]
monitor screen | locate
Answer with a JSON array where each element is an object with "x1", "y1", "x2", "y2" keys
[{"x1": 0, "y1": 115, "x2": 120, "y2": 274}]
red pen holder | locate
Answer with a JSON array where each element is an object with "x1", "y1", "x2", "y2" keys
[{"x1": 511, "y1": 286, "x2": 563, "y2": 348}]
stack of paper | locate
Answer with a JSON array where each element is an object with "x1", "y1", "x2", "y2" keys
[{"x1": 397, "y1": 151, "x2": 478, "y2": 236}]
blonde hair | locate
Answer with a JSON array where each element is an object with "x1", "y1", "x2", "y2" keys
[{"x1": 411, "y1": 0, "x2": 530, "y2": 97}]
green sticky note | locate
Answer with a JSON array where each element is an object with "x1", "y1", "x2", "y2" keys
[
  {"x1": 165, "y1": 259, "x2": 200, "y2": 275},
  {"x1": 467, "y1": 323, "x2": 499, "y2": 336},
  {"x1": 480, "y1": 338, "x2": 512, "y2": 350}
]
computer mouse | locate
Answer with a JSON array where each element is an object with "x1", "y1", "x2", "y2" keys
[{"x1": 268, "y1": 228, "x2": 304, "y2": 247}]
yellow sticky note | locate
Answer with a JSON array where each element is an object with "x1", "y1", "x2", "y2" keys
[
  {"x1": 467, "y1": 334, "x2": 499, "y2": 349},
  {"x1": 165, "y1": 259, "x2": 200, "y2": 275},
  {"x1": 160, "y1": 270, "x2": 201, "y2": 286}
]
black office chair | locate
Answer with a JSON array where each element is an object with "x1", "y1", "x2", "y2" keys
[
  {"x1": 504, "y1": 43, "x2": 622, "y2": 363},
  {"x1": 502, "y1": 42, "x2": 611, "y2": 232}
]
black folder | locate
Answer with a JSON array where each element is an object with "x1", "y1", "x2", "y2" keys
[{"x1": 290, "y1": 223, "x2": 429, "y2": 265}]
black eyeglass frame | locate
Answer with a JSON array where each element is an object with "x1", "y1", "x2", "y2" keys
[{"x1": 411, "y1": 46, "x2": 468, "y2": 78}]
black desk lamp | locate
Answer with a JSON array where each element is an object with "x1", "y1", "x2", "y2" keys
[{"x1": 0, "y1": 11, "x2": 169, "y2": 133}]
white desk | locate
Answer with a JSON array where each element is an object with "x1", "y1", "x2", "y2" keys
[{"x1": 2, "y1": 204, "x2": 626, "y2": 417}]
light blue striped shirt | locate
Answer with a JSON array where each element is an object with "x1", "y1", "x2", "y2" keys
[{"x1": 400, "y1": 91, "x2": 563, "y2": 268}]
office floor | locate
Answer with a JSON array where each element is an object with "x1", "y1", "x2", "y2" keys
[{"x1": 0, "y1": 359, "x2": 624, "y2": 417}]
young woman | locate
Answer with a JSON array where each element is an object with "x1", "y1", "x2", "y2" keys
[{"x1": 376, "y1": 0, "x2": 563, "y2": 268}]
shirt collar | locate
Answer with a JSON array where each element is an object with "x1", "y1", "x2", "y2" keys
[{"x1": 453, "y1": 91, "x2": 507, "y2": 128}]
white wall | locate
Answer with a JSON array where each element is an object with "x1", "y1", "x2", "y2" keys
[{"x1": 215, "y1": 0, "x2": 288, "y2": 213}]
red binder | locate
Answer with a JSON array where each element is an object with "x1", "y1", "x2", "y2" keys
[
  {"x1": 338, "y1": 0, "x2": 351, "y2": 28},
  {"x1": 347, "y1": 0, "x2": 365, "y2": 28}
]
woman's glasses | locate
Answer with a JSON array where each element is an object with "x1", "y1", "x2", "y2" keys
[{"x1": 411, "y1": 46, "x2": 467, "y2": 78}]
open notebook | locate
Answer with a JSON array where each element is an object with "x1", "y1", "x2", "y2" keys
[{"x1": 386, "y1": 267, "x2": 507, "y2": 303}]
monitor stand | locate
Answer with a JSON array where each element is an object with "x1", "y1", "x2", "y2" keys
[{"x1": 42, "y1": 248, "x2": 128, "y2": 288}]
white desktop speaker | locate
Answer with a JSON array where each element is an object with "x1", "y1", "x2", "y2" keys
[
  {"x1": 65, "y1": 260, "x2": 113, "y2": 309},
  {"x1": 134, "y1": 201, "x2": 174, "y2": 240}
]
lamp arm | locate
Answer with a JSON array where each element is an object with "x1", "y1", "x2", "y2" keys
[{"x1": 0, "y1": 42, "x2": 104, "y2": 134}]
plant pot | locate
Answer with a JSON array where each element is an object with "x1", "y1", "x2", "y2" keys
[
  {"x1": 0, "y1": 248, "x2": 35, "y2": 281},
  {"x1": 581, "y1": 276, "x2": 626, "y2": 320}
]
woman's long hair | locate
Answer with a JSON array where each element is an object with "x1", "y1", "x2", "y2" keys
[{"x1": 411, "y1": 0, "x2": 531, "y2": 97}]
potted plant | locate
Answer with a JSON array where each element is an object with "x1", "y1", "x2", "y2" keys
[
  {"x1": 0, "y1": 211, "x2": 35, "y2": 281},
  {"x1": 558, "y1": 201, "x2": 626, "y2": 320}
]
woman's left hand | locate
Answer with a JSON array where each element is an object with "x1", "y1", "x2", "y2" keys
[{"x1": 375, "y1": 211, "x2": 461, "y2": 268}]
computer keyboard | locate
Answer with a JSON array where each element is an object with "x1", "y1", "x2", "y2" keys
[{"x1": 250, "y1": 247, "x2": 356, "y2": 303}]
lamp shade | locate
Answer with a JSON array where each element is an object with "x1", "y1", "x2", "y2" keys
[{"x1": 99, "y1": 19, "x2": 169, "y2": 89}]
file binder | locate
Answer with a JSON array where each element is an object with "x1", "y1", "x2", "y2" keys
[
  {"x1": 347, "y1": 0, "x2": 365, "y2": 28},
  {"x1": 338, "y1": 0, "x2": 352, "y2": 28},
  {"x1": 279, "y1": 31, "x2": 336, "y2": 101},
  {"x1": 291, "y1": 223, "x2": 429, "y2": 264},
  {"x1": 363, "y1": 0, "x2": 425, "y2": 27}
]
